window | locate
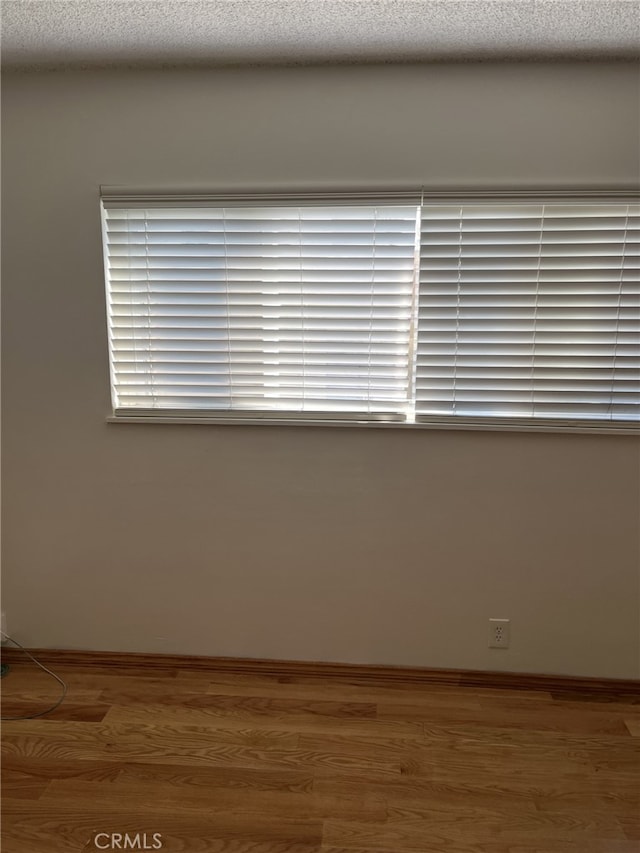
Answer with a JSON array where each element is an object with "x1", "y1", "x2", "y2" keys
[{"x1": 102, "y1": 191, "x2": 639, "y2": 431}]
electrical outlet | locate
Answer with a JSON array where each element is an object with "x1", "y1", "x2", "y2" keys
[{"x1": 489, "y1": 618, "x2": 510, "y2": 649}]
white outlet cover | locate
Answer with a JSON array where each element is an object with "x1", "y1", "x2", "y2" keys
[{"x1": 489, "y1": 618, "x2": 510, "y2": 649}]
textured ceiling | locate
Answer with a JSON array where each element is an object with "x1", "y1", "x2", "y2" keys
[{"x1": 1, "y1": 0, "x2": 639, "y2": 69}]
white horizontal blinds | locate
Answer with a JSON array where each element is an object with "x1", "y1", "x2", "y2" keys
[
  {"x1": 416, "y1": 202, "x2": 640, "y2": 422},
  {"x1": 104, "y1": 204, "x2": 417, "y2": 416}
]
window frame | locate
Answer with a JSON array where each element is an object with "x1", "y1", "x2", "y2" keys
[{"x1": 101, "y1": 187, "x2": 640, "y2": 435}]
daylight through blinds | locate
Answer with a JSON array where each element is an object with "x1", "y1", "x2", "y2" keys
[
  {"x1": 416, "y1": 202, "x2": 639, "y2": 421},
  {"x1": 104, "y1": 205, "x2": 418, "y2": 417},
  {"x1": 102, "y1": 195, "x2": 640, "y2": 427}
]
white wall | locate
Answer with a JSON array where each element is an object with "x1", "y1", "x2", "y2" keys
[{"x1": 2, "y1": 62, "x2": 639, "y2": 678}]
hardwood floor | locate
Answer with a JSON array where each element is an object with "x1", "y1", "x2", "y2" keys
[{"x1": 1, "y1": 658, "x2": 639, "y2": 852}]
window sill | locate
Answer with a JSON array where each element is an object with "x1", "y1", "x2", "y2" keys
[{"x1": 106, "y1": 414, "x2": 639, "y2": 435}]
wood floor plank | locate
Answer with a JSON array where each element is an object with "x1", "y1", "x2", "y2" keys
[
  {"x1": 322, "y1": 806, "x2": 627, "y2": 850},
  {"x1": 624, "y1": 718, "x2": 640, "y2": 736},
  {"x1": 101, "y1": 690, "x2": 377, "y2": 719},
  {"x1": 313, "y1": 773, "x2": 542, "y2": 810},
  {"x1": 385, "y1": 801, "x2": 626, "y2": 836},
  {"x1": 321, "y1": 845, "x2": 488, "y2": 853},
  {"x1": 114, "y1": 760, "x2": 315, "y2": 792},
  {"x1": 1, "y1": 701, "x2": 111, "y2": 722},
  {"x1": 615, "y1": 813, "x2": 640, "y2": 841},
  {"x1": 535, "y1": 795, "x2": 640, "y2": 842},
  {"x1": 103, "y1": 700, "x2": 424, "y2": 738},
  {"x1": 298, "y1": 731, "x2": 426, "y2": 766},
  {"x1": 2, "y1": 720, "x2": 400, "y2": 777},
  {"x1": 39, "y1": 776, "x2": 387, "y2": 822},
  {"x1": 315, "y1": 772, "x2": 637, "y2": 824},
  {"x1": 0, "y1": 768, "x2": 50, "y2": 800},
  {"x1": 378, "y1": 701, "x2": 632, "y2": 734},
  {"x1": 2, "y1": 802, "x2": 324, "y2": 852},
  {"x1": 320, "y1": 845, "x2": 613, "y2": 853},
  {"x1": 0, "y1": 685, "x2": 102, "y2": 703},
  {"x1": 421, "y1": 721, "x2": 637, "y2": 750},
  {"x1": 1, "y1": 754, "x2": 127, "y2": 783},
  {"x1": 332, "y1": 844, "x2": 640, "y2": 853},
  {"x1": 412, "y1": 745, "x2": 598, "y2": 785},
  {"x1": 2, "y1": 718, "x2": 300, "y2": 750}
]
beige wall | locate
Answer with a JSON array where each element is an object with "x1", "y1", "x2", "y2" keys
[{"x1": 2, "y1": 62, "x2": 639, "y2": 678}]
